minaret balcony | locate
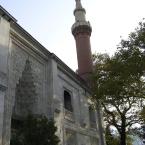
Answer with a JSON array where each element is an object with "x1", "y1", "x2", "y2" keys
[{"x1": 72, "y1": 21, "x2": 92, "y2": 36}]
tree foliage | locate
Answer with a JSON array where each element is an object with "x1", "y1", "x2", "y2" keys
[
  {"x1": 10, "y1": 114, "x2": 60, "y2": 145},
  {"x1": 140, "y1": 106, "x2": 145, "y2": 123},
  {"x1": 105, "y1": 125, "x2": 119, "y2": 145},
  {"x1": 92, "y1": 20, "x2": 145, "y2": 145},
  {"x1": 105, "y1": 125, "x2": 133, "y2": 145}
]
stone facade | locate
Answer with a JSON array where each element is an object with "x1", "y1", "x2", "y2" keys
[{"x1": 0, "y1": 6, "x2": 101, "y2": 145}]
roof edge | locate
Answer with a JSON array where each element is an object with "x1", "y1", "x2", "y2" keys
[
  {"x1": 0, "y1": 5, "x2": 17, "y2": 22},
  {"x1": 51, "y1": 53, "x2": 91, "y2": 93},
  {"x1": 0, "y1": 5, "x2": 91, "y2": 93}
]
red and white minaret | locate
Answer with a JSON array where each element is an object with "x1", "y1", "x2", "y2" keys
[
  {"x1": 72, "y1": 0, "x2": 93, "y2": 82},
  {"x1": 72, "y1": 3, "x2": 106, "y2": 145}
]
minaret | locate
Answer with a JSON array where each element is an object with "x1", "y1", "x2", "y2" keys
[
  {"x1": 72, "y1": 0, "x2": 93, "y2": 82},
  {"x1": 72, "y1": 2, "x2": 106, "y2": 145}
]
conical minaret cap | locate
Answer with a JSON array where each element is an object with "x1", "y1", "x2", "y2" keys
[{"x1": 74, "y1": 0, "x2": 86, "y2": 22}]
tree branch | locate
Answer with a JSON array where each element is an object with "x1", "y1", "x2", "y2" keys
[{"x1": 102, "y1": 103, "x2": 121, "y2": 133}]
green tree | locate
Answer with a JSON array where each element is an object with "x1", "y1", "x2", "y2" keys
[
  {"x1": 10, "y1": 115, "x2": 60, "y2": 145},
  {"x1": 92, "y1": 34, "x2": 145, "y2": 145},
  {"x1": 105, "y1": 125, "x2": 133, "y2": 145}
]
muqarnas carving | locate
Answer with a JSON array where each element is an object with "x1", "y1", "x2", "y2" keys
[{"x1": 14, "y1": 59, "x2": 37, "y2": 117}]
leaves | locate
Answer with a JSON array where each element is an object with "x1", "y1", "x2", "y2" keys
[
  {"x1": 10, "y1": 114, "x2": 60, "y2": 145},
  {"x1": 105, "y1": 126, "x2": 120, "y2": 145},
  {"x1": 92, "y1": 20, "x2": 145, "y2": 145}
]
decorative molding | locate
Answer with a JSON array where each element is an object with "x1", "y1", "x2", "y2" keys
[
  {"x1": 64, "y1": 122, "x2": 99, "y2": 138},
  {"x1": 10, "y1": 29, "x2": 49, "y2": 61},
  {"x1": 14, "y1": 59, "x2": 37, "y2": 116},
  {"x1": 10, "y1": 43, "x2": 47, "y2": 116},
  {"x1": 0, "y1": 84, "x2": 7, "y2": 91},
  {"x1": 10, "y1": 24, "x2": 51, "y2": 60},
  {"x1": 0, "y1": 5, "x2": 17, "y2": 22}
]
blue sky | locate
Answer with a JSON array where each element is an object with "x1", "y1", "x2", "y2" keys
[{"x1": 1, "y1": 0, "x2": 145, "y2": 71}]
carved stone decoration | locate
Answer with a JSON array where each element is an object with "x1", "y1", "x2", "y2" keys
[
  {"x1": 10, "y1": 42, "x2": 46, "y2": 116},
  {"x1": 13, "y1": 59, "x2": 37, "y2": 118}
]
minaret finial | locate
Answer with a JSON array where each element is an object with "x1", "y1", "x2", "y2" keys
[
  {"x1": 72, "y1": 0, "x2": 91, "y2": 33},
  {"x1": 75, "y1": 0, "x2": 82, "y2": 8},
  {"x1": 73, "y1": 0, "x2": 86, "y2": 22}
]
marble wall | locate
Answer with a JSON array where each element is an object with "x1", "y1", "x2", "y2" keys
[
  {"x1": 10, "y1": 42, "x2": 46, "y2": 116},
  {"x1": 0, "y1": 16, "x2": 99, "y2": 145},
  {"x1": 53, "y1": 68, "x2": 99, "y2": 145},
  {"x1": 0, "y1": 16, "x2": 10, "y2": 145}
]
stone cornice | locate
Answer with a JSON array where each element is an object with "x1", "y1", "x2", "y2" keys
[
  {"x1": 51, "y1": 53, "x2": 91, "y2": 93},
  {"x1": 64, "y1": 121, "x2": 99, "y2": 138},
  {"x1": 10, "y1": 27, "x2": 50, "y2": 61},
  {"x1": 0, "y1": 5, "x2": 17, "y2": 22}
]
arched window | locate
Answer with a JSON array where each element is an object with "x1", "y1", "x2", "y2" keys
[{"x1": 64, "y1": 90, "x2": 73, "y2": 112}]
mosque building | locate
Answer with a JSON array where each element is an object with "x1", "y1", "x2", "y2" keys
[{"x1": 0, "y1": 0, "x2": 105, "y2": 145}]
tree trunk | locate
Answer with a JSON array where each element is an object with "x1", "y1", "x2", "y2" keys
[{"x1": 120, "y1": 115, "x2": 126, "y2": 145}]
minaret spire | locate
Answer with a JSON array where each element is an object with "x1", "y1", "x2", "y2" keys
[
  {"x1": 74, "y1": 0, "x2": 86, "y2": 22},
  {"x1": 75, "y1": 0, "x2": 83, "y2": 8},
  {"x1": 72, "y1": 0, "x2": 92, "y2": 82}
]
